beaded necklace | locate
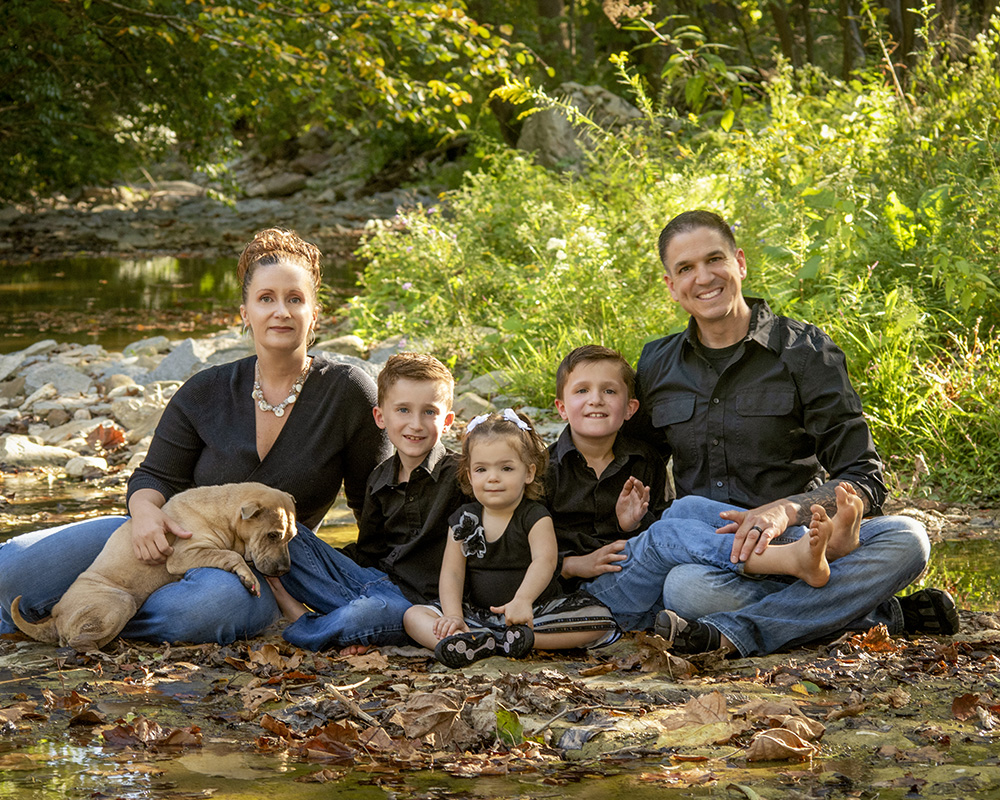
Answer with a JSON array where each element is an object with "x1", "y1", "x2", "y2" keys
[{"x1": 252, "y1": 357, "x2": 311, "y2": 418}]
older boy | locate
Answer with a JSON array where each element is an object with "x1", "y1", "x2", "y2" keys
[
  {"x1": 274, "y1": 353, "x2": 464, "y2": 652},
  {"x1": 545, "y1": 345, "x2": 669, "y2": 589}
]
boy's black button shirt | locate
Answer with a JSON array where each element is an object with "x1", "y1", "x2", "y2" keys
[{"x1": 347, "y1": 442, "x2": 464, "y2": 604}]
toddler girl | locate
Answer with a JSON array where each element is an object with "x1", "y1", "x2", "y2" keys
[{"x1": 404, "y1": 409, "x2": 618, "y2": 668}]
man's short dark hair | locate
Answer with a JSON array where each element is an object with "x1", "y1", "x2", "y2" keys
[{"x1": 657, "y1": 210, "x2": 738, "y2": 270}]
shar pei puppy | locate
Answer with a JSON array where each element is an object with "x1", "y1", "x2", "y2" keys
[{"x1": 11, "y1": 482, "x2": 297, "y2": 652}]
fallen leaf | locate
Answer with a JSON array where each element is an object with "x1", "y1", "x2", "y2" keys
[
  {"x1": 343, "y1": 650, "x2": 390, "y2": 672},
  {"x1": 952, "y1": 693, "x2": 981, "y2": 720},
  {"x1": 745, "y1": 728, "x2": 819, "y2": 762},
  {"x1": 638, "y1": 766, "x2": 717, "y2": 785}
]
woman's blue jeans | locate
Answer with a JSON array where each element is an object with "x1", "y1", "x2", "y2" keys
[{"x1": 0, "y1": 516, "x2": 409, "y2": 650}]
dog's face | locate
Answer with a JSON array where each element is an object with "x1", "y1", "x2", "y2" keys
[{"x1": 236, "y1": 490, "x2": 297, "y2": 577}]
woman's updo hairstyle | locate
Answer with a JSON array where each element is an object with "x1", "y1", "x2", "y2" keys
[{"x1": 237, "y1": 228, "x2": 323, "y2": 303}]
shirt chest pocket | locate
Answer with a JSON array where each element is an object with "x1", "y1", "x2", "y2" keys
[
  {"x1": 734, "y1": 389, "x2": 803, "y2": 458},
  {"x1": 651, "y1": 394, "x2": 697, "y2": 452}
]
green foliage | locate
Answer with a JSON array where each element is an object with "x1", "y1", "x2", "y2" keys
[
  {"x1": 352, "y1": 11, "x2": 1000, "y2": 501},
  {"x1": 0, "y1": 0, "x2": 533, "y2": 200}
]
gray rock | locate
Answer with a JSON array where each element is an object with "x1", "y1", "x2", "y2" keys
[
  {"x1": 367, "y1": 335, "x2": 433, "y2": 364},
  {"x1": 127, "y1": 408, "x2": 164, "y2": 444},
  {"x1": 0, "y1": 410, "x2": 20, "y2": 428},
  {"x1": 0, "y1": 434, "x2": 78, "y2": 467},
  {"x1": 469, "y1": 370, "x2": 512, "y2": 397},
  {"x1": 453, "y1": 392, "x2": 493, "y2": 422},
  {"x1": 21, "y1": 340, "x2": 59, "y2": 357},
  {"x1": 0, "y1": 352, "x2": 26, "y2": 383},
  {"x1": 73, "y1": 408, "x2": 92, "y2": 421},
  {"x1": 40, "y1": 417, "x2": 112, "y2": 445},
  {"x1": 20, "y1": 383, "x2": 59, "y2": 411},
  {"x1": 106, "y1": 375, "x2": 138, "y2": 393},
  {"x1": 0, "y1": 376, "x2": 25, "y2": 400},
  {"x1": 23, "y1": 363, "x2": 93, "y2": 395},
  {"x1": 316, "y1": 335, "x2": 366, "y2": 359},
  {"x1": 66, "y1": 455, "x2": 109, "y2": 477},
  {"x1": 112, "y1": 395, "x2": 168, "y2": 430},
  {"x1": 517, "y1": 82, "x2": 642, "y2": 169},
  {"x1": 144, "y1": 338, "x2": 216, "y2": 383},
  {"x1": 246, "y1": 172, "x2": 308, "y2": 198},
  {"x1": 123, "y1": 336, "x2": 172, "y2": 358}
]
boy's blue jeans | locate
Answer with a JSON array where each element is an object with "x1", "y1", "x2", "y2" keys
[
  {"x1": 0, "y1": 517, "x2": 409, "y2": 651},
  {"x1": 583, "y1": 494, "x2": 930, "y2": 657}
]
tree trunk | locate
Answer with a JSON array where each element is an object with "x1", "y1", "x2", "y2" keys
[
  {"x1": 797, "y1": 0, "x2": 815, "y2": 65},
  {"x1": 768, "y1": 0, "x2": 801, "y2": 67}
]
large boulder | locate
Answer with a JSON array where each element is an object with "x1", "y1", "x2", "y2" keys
[
  {"x1": 516, "y1": 82, "x2": 643, "y2": 169},
  {"x1": 0, "y1": 434, "x2": 78, "y2": 467}
]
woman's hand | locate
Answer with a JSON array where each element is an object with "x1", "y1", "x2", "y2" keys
[{"x1": 128, "y1": 489, "x2": 193, "y2": 565}]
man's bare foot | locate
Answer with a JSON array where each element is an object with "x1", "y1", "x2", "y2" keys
[
  {"x1": 825, "y1": 482, "x2": 865, "y2": 560},
  {"x1": 790, "y1": 505, "x2": 832, "y2": 587},
  {"x1": 339, "y1": 645, "x2": 371, "y2": 657}
]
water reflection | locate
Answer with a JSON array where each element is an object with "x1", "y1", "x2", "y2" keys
[{"x1": 0, "y1": 255, "x2": 360, "y2": 353}]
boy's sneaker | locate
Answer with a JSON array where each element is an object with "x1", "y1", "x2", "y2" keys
[
  {"x1": 654, "y1": 609, "x2": 722, "y2": 654},
  {"x1": 898, "y1": 588, "x2": 960, "y2": 635},
  {"x1": 435, "y1": 630, "x2": 496, "y2": 668},
  {"x1": 495, "y1": 624, "x2": 534, "y2": 659}
]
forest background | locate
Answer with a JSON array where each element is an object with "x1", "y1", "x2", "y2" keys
[{"x1": 2, "y1": 0, "x2": 999, "y2": 504}]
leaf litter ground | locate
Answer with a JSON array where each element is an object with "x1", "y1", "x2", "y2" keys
[
  {"x1": 2, "y1": 491, "x2": 999, "y2": 798},
  {"x1": 2, "y1": 610, "x2": 1000, "y2": 799}
]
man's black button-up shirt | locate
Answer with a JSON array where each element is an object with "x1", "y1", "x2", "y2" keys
[{"x1": 632, "y1": 298, "x2": 886, "y2": 513}]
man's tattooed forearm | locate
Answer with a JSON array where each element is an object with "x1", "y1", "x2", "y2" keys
[{"x1": 786, "y1": 481, "x2": 867, "y2": 526}]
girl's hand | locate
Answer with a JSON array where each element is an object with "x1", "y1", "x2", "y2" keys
[
  {"x1": 128, "y1": 492, "x2": 192, "y2": 564},
  {"x1": 616, "y1": 476, "x2": 651, "y2": 532},
  {"x1": 433, "y1": 615, "x2": 468, "y2": 639},
  {"x1": 491, "y1": 598, "x2": 534, "y2": 627}
]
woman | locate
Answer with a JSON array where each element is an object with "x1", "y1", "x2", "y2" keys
[{"x1": 0, "y1": 229, "x2": 392, "y2": 645}]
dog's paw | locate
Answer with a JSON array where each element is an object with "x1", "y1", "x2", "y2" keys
[{"x1": 234, "y1": 566, "x2": 260, "y2": 596}]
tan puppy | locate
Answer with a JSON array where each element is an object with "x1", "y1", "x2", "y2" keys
[{"x1": 11, "y1": 482, "x2": 297, "y2": 652}]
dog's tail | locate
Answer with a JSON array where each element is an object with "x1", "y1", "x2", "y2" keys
[{"x1": 10, "y1": 596, "x2": 60, "y2": 643}]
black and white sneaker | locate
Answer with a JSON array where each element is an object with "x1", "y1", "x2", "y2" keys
[
  {"x1": 435, "y1": 629, "x2": 497, "y2": 668},
  {"x1": 495, "y1": 624, "x2": 534, "y2": 659},
  {"x1": 899, "y1": 588, "x2": 960, "y2": 636}
]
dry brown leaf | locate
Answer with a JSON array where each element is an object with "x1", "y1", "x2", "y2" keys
[
  {"x1": 579, "y1": 663, "x2": 616, "y2": 677},
  {"x1": 343, "y1": 650, "x2": 390, "y2": 672},
  {"x1": 68, "y1": 708, "x2": 106, "y2": 726},
  {"x1": 633, "y1": 632, "x2": 698, "y2": 677},
  {"x1": 952, "y1": 693, "x2": 981, "y2": 720},
  {"x1": 745, "y1": 728, "x2": 819, "y2": 762},
  {"x1": 358, "y1": 726, "x2": 395, "y2": 751},
  {"x1": 296, "y1": 768, "x2": 346, "y2": 783},
  {"x1": 872, "y1": 687, "x2": 911, "y2": 708},
  {"x1": 638, "y1": 766, "x2": 718, "y2": 785},
  {"x1": 852, "y1": 624, "x2": 903, "y2": 653},
  {"x1": 260, "y1": 714, "x2": 294, "y2": 739},
  {"x1": 776, "y1": 715, "x2": 825, "y2": 741},
  {"x1": 241, "y1": 686, "x2": 281, "y2": 713},
  {"x1": 399, "y1": 692, "x2": 463, "y2": 739},
  {"x1": 826, "y1": 702, "x2": 867, "y2": 721},
  {"x1": 0, "y1": 701, "x2": 38, "y2": 725}
]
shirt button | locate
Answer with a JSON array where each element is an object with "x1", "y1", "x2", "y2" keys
[
  {"x1": 712, "y1": 438, "x2": 719, "y2": 446},
  {"x1": 717, "y1": 481, "x2": 723, "y2": 487},
  {"x1": 713, "y1": 398, "x2": 720, "y2": 404}
]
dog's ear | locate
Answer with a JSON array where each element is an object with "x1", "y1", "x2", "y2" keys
[{"x1": 240, "y1": 501, "x2": 262, "y2": 520}]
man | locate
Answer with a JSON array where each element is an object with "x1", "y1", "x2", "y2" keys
[{"x1": 582, "y1": 210, "x2": 957, "y2": 657}]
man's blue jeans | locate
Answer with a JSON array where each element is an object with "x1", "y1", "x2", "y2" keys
[
  {"x1": 0, "y1": 516, "x2": 408, "y2": 650},
  {"x1": 583, "y1": 495, "x2": 929, "y2": 656}
]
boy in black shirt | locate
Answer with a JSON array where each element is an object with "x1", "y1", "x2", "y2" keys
[{"x1": 545, "y1": 345, "x2": 669, "y2": 590}]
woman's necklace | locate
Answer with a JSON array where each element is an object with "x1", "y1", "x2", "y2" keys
[{"x1": 252, "y1": 357, "x2": 312, "y2": 418}]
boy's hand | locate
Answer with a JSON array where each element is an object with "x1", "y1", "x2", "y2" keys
[
  {"x1": 616, "y1": 476, "x2": 651, "y2": 532},
  {"x1": 433, "y1": 615, "x2": 468, "y2": 639},
  {"x1": 562, "y1": 541, "x2": 628, "y2": 579},
  {"x1": 490, "y1": 598, "x2": 534, "y2": 627}
]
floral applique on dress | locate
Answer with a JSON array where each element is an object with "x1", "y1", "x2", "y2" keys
[{"x1": 452, "y1": 509, "x2": 487, "y2": 559}]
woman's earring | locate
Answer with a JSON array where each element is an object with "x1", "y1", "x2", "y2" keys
[{"x1": 307, "y1": 326, "x2": 317, "y2": 348}]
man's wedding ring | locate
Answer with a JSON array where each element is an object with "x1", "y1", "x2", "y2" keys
[{"x1": 750, "y1": 525, "x2": 765, "y2": 534}]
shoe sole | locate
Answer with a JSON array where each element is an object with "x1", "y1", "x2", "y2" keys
[{"x1": 435, "y1": 630, "x2": 496, "y2": 668}]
